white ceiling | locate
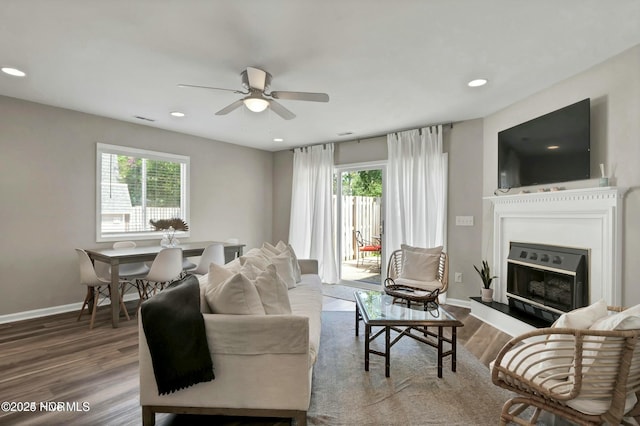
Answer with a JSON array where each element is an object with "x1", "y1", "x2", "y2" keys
[{"x1": 1, "y1": 1, "x2": 639, "y2": 152}]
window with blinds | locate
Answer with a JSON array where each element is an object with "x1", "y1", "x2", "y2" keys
[{"x1": 96, "y1": 143, "x2": 190, "y2": 242}]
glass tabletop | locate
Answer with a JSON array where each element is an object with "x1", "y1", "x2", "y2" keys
[{"x1": 354, "y1": 290, "x2": 460, "y2": 326}]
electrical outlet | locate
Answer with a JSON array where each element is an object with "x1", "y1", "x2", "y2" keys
[
  {"x1": 454, "y1": 272, "x2": 463, "y2": 283},
  {"x1": 455, "y1": 215, "x2": 474, "y2": 226}
]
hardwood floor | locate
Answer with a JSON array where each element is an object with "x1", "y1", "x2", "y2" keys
[{"x1": 0, "y1": 298, "x2": 509, "y2": 425}]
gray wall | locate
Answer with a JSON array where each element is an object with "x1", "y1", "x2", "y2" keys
[
  {"x1": 0, "y1": 96, "x2": 273, "y2": 316},
  {"x1": 482, "y1": 44, "x2": 640, "y2": 305},
  {"x1": 272, "y1": 127, "x2": 486, "y2": 303},
  {"x1": 446, "y1": 119, "x2": 484, "y2": 300}
]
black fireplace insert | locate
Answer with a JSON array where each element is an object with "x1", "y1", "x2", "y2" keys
[{"x1": 506, "y1": 242, "x2": 588, "y2": 324}]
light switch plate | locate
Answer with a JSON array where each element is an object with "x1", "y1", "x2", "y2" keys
[{"x1": 455, "y1": 215, "x2": 474, "y2": 226}]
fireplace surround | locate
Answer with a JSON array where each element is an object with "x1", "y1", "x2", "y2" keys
[{"x1": 472, "y1": 187, "x2": 626, "y2": 336}]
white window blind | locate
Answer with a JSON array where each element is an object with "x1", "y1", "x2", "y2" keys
[{"x1": 96, "y1": 143, "x2": 190, "y2": 242}]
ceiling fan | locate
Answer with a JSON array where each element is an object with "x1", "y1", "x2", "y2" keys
[{"x1": 178, "y1": 67, "x2": 329, "y2": 120}]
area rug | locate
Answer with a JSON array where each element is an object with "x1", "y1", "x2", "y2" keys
[
  {"x1": 306, "y1": 311, "x2": 512, "y2": 425},
  {"x1": 322, "y1": 283, "x2": 375, "y2": 302},
  {"x1": 160, "y1": 311, "x2": 515, "y2": 426}
]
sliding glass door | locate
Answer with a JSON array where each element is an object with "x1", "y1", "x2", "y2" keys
[{"x1": 334, "y1": 162, "x2": 386, "y2": 287}]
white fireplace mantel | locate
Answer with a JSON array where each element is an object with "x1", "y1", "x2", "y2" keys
[{"x1": 483, "y1": 187, "x2": 626, "y2": 329}]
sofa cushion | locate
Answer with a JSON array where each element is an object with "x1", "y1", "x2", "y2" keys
[
  {"x1": 288, "y1": 273, "x2": 323, "y2": 364},
  {"x1": 207, "y1": 273, "x2": 266, "y2": 315}
]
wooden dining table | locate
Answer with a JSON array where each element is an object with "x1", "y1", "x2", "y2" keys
[{"x1": 85, "y1": 241, "x2": 244, "y2": 328}]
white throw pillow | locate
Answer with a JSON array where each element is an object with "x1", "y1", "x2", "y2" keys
[
  {"x1": 240, "y1": 254, "x2": 269, "y2": 271},
  {"x1": 206, "y1": 273, "x2": 266, "y2": 315},
  {"x1": 399, "y1": 244, "x2": 442, "y2": 281},
  {"x1": 275, "y1": 240, "x2": 288, "y2": 252},
  {"x1": 253, "y1": 264, "x2": 292, "y2": 315},
  {"x1": 540, "y1": 299, "x2": 609, "y2": 377},
  {"x1": 262, "y1": 242, "x2": 280, "y2": 256},
  {"x1": 589, "y1": 303, "x2": 640, "y2": 331},
  {"x1": 270, "y1": 253, "x2": 297, "y2": 289},
  {"x1": 285, "y1": 244, "x2": 302, "y2": 283},
  {"x1": 207, "y1": 262, "x2": 235, "y2": 290}
]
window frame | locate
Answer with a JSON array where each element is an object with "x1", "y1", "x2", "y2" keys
[{"x1": 95, "y1": 143, "x2": 190, "y2": 243}]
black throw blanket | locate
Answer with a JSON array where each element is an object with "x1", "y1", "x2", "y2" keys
[{"x1": 141, "y1": 274, "x2": 214, "y2": 395}]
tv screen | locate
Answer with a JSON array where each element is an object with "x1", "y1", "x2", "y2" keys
[{"x1": 498, "y1": 98, "x2": 590, "y2": 189}]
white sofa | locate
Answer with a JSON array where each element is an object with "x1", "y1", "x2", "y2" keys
[{"x1": 139, "y1": 259, "x2": 322, "y2": 426}]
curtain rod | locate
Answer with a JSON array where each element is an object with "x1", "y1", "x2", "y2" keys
[{"x1": 289, "y1": 121, "x2": 454, "y2": 152}]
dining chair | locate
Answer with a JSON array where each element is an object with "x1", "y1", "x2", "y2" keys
[
  {"x1": 187, "y1": 243, "x2": 226, "y2": 275},
  {"x1": 76, "y1": 248, "x2": 130, "y2": 330},
  {"x1": 136, "y1": 247, "x2": 184, "y2": 308},
  {"x1": 112, "y1": 241, "x2": 150, "y2": 277}
]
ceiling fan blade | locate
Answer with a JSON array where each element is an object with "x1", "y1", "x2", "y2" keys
[
  {"x1": 178, "y1": 83, "x2": 245, "y2": 94},
  {"x1": 246, "y1": 67, "x2": 267, "y2": 91},
  {"x1": 215, "y1": 99, "x2": 245, "y2": 115},
  {"x1": 269, "y1": 100, "x2": 296, "y2": 120},
  {"x1": 270, "y1": 91, "x2": 329, "y2": 102}
]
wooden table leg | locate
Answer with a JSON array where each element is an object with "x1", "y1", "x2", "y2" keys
[
  {"x1": 385, "y1": 326, "x2": 391, "y2": 377},
  {"x1": 437, "y1": 326, "x2": 443, "y2": 378},
  {"x1": 110, "y1": 261, "x2": 120, "y2": 328},
  {"x1": 365, "y1": 324, "x2": 371, "y2": 371}
]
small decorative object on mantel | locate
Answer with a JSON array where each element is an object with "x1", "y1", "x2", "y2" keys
[
  {"x1": 150, "y1": 218, "x2": 189, "y2": 248},
  {"x1": 474, "y1": 260, "x2": 497, "y2": 302}
]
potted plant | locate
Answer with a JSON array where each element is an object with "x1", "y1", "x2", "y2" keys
[{"x1": 474, "y1": 260, "x2": 497, "y2": 302}]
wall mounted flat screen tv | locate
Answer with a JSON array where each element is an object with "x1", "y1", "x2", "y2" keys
[{"x1": 498, "y1": 98, "x2": 590, "y2": 189}]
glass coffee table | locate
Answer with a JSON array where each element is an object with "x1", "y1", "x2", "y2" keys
[{"x1": 354, "y1": 290, "x2": 463, "y2": 378}]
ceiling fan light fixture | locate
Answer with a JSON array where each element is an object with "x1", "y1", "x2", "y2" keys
[{"x1": 243, "y1": 97, "x2": 269, "y2": 112}]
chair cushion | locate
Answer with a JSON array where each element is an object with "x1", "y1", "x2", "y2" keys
[
  {"x1": 393, "y1": 277, "x2": 442, "y2": 292},
  {"x1": 399, "y1": 244, "x2": 442, "y2": 281}
]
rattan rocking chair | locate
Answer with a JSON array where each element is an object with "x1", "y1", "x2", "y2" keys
[
  {"x1": 383, "y1": 249, "x2": 448, "y2": 310},
  {"x1": 491, "y1": 305, "x2": 640, "y2": 426}
]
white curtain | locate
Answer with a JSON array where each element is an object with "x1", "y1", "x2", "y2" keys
[
  {"x1": 386, "y1": 125, "x2": 448, "y2": 252},
  {"x1": 289, "y1": 144, "x2": 339, "y2": 283}
]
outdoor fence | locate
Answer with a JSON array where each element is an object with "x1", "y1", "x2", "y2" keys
[{"x1": 337, "y1": 195, "x2": 381, "y2": 261}]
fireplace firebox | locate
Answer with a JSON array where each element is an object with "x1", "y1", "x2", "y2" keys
[{"x1": 506, "y1": 242, "x2": 588, "y2": 324}]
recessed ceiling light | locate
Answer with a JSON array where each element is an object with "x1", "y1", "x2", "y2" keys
[
  {"x1": 1, "y1": 67, "x2": 26, "y2": 77},
  {"x1": 467, "y1": 78, "x2": 488, "y2": 87},
  {"x1": 273, "y1": 138, "x2": 284, "y2": 142},
  {"x1": 547, "y1": 145, "x2": 560, "y2": 150},
  {"x1": 170, "y1": 111, "x2": 185, "y2": 117}
]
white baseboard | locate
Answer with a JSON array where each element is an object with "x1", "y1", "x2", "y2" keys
[
  {"x1": 0, "y1": 293, "x2": 140, "y2": 325},
  {"x1": 443, "y1": 297, "x2": 471, "y2": 309}
]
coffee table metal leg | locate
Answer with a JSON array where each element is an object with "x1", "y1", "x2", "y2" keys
[
  {"x1": 355, "y1": 305, "x2": 360, "y2": 336},
  {"x1": 385, "y1": 326, "x2": 391, "y2": 377},
  {"x1": 452, "y1": 326, "x2": 457, "y2": 372},
  {"x1": 365, "y1": 324, "x2": 371, "y2": 371},
  {"x1": 437, "y1": 326, "x2": 443, "y2": 378}
]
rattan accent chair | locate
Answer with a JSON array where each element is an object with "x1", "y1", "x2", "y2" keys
[
  {"x1": 384, "y1": 249, "x2": 448, "y2": 310},
  {"x1": 491, "y1": 306, "x2": 640, "y2": 426}
]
